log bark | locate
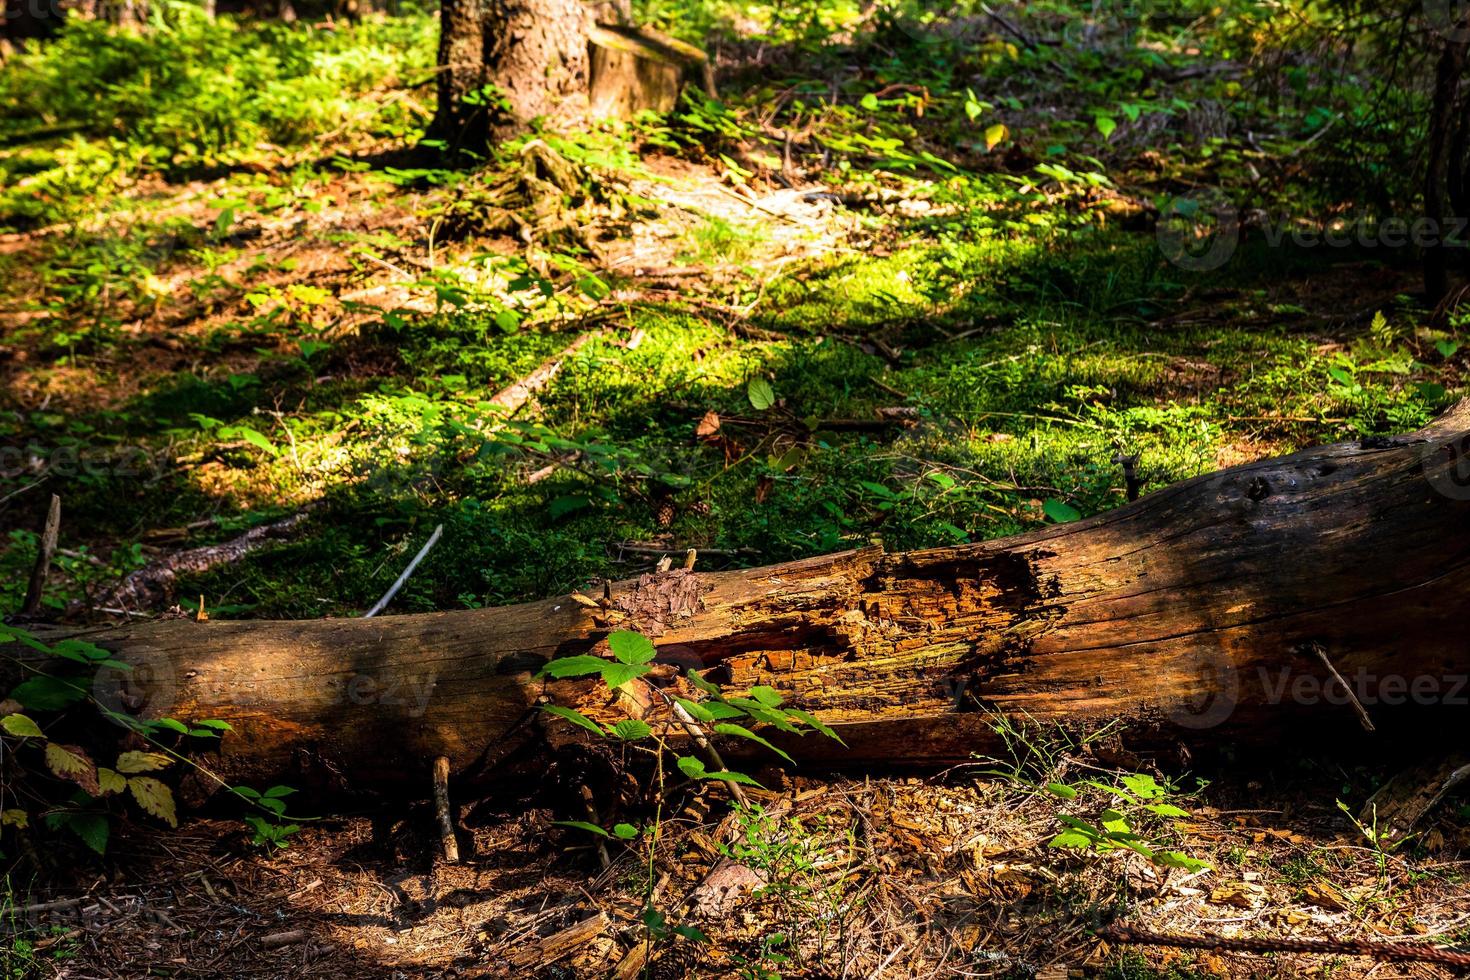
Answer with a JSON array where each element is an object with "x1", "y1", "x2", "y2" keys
[{"x1": 10, "y1": 402, "x2": 1470, "y2": 791}]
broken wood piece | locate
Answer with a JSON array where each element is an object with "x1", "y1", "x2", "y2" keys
[
  {"x1": 260, "y1": 929, "x2": 308, "y2": 949},
  {"x1": 579, "y1": 784, "x2": 612, "y2": 870},
  {"x1": 506, "y1": 911, "x2": 610, "y2": 970},
  {"x1": 432, "y1": 755, "x2": 459, "y2": 864},
  {"x1": 588, "y1": 24, "x2": 712, "y2": 120},
  {"x1": 1360, "y1": 751, "x2": 1470, "y2": 847},
  {"x1": 87, "y1": 511, "x2": 311, "y2": 614},
  {"x1": 488, "y1": 332, "x2": 596, "y2": 416},
  {"x1": 20, "y1": 493, "x2": 60, "y2": 617}
]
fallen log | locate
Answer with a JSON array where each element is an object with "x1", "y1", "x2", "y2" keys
[{"x1": 7, "y1": 402, "x2": 1470, "y2": 791}]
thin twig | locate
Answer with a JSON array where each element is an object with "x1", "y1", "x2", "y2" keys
[
  {"x1": 1308, "y1": 641, "x2": 1375, "y2": 732},
  {"x1": 363, "y1": 524, "x2": 444, "y2": 618},
  {"x1": 21, "y1": 494, "x2": 61, "y2": 617}
]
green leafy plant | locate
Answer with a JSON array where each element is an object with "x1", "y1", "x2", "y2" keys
[
  {"x1": 537, "y1": 627, "x2": 843, "y2": 971},
  {"x1": 0, "y1": 625, "x2": 303, "y2": 856}
]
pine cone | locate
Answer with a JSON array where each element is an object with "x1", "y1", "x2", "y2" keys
[{"x1": 654, "y1": 498, "x2": 678, "y2": 528}]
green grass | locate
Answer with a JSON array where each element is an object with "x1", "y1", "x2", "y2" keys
[{"x1": 0, "y1": 0, "x2": 1463, "y2": 622}]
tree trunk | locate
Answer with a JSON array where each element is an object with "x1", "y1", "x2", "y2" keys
[
  {"x1": 10, "y1": 403, "x2": 1470, "y2": 792},
  {"x1": 1426, "y1": 30, "x2": 1469, "y2": 304},
  {"x1": 432, "y1": 0, "x2": 590, "y2": 149}
]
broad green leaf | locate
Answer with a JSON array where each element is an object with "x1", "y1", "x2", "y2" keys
[
  {"x1": 611, "y1": 719, "x2": 652, "y2": 741},
  {"x1": 1, "y1": 714, "x2": 44, "y2": 738},
  {"x1": 10, "y1": 675, "x2": 87, "y2": 711},
  {"x1": 263, "y1": 785, "x2": 297, "y2": 799},
  {"x1": 1144, "y1": 803, "x2": 1190, "y2": 818},
  {"x1": 194, "y1": 719, "x2": 234, "y2": 733},
  {"x1": 1095, "y1": 115, "x2": 1117, "y2": 139},
  {"x1": 713, "y1": 723, "x2": 793, "y2": 763},
  {"x1": 699, "y1": 770, "x2": 763, "y2": 786},
  {"x1": 554, "y1": 819, "x2": 609, "y2": 837},
  {"x1": 677, "y1": 756, "x2": 708, "y2": 779},
  {"x1": 983, "y1": 123, "x2": 1009, "y2": 150},
  {"x1": 726, "y1": 700, "x2": 800, "y2": 733},
  {"x1": 685, "y1": 669, "x2": 724, "y2": 696},
  {"x1": 783, "y1": 709, "x2": 844, "y2": 745},
  {"x1": 541, "y1": 655, "x2": 612, "y2": 679},
  {"x1": 1120, "y1": 773, "x2": 1165, "y2": 799},
  {"x1": 860, "y1": 92, "x2": 880, "y2": 111},
  {"x1": 748, "y1": 686, "x2": 783, "y2": 708},
  {"x1": 612, "y1": 823, "x2": 639, "y2": 840},
  {"x1": 607, "y1": 631, "x2": 656, "y2": 666},
  {"x1": 541, "y1": 705, "x2": 606, "y2": 737},
  {"x1": 128, "y1": 777, "x2": 178, "y2": 827},
  {"x1": 747, "y1": 378, "x2": 776, "y2": 411},
  {"x1": 600, "y1": 662, "x2": 652, "y2": 689},
  {"x1": 234, "y1": 427, "x2": 278, "y2": 456},
  {"x1": 1042, "y1": 499, "x2": 1081, "y2": 523},
  {"x1": 61, "y1": 813, "x2": 109, "y2": 854},
  {"x1": 1049, "y1": 830, "x2": 1094, "y2": 849},
  {"x1": 1436, "y1": 339, "x2": 1460, "y2": 359},
  {"x1": 1045, "y1": 782, "x2": 1078, "y2": 800},
  {"x1": 674, "y1": 697, "x2": 715, "y2": 724},
  {"x1": 1156, "y1": 851, "x2": 1210, "y2": 872}
]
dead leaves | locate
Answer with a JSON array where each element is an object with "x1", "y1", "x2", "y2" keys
[{"x1": 45, "y1": 743, "x2": 100, "y2": 796}]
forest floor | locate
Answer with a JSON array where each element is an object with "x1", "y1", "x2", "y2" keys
[{"x1": 2, "y1": 3, "x2": 1470, "y2": 978}]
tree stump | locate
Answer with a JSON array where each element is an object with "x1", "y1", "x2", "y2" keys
[{"x1": 588, "y1": 24, "x2": 713, "y2": 119}]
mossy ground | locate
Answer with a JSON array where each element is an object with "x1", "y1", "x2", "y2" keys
[{"x1": 1, "y1": 2, "x2": 1469, "y2": 977}]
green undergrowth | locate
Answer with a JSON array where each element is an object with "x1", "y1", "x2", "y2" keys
[{"x1": 0, "y1": 0, "x2": 1464, "y2": 622}]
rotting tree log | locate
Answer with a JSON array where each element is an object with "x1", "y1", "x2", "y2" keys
[{"x1": 8, "y1": 402, "x2": 1470, "y2": 792}]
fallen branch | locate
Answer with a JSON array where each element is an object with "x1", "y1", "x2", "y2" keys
[
  {"x1": 20, "y1": 494, "x2": 61, "y2": 617},
  {"x1": 363, "y1": 524, "x2": 444, "y2": 618},
  {"x1": 84, "y1": 511, "x2": 313, "y2": 616},
  {"x1": 8, "y1": 401, "x2": 1470, "y2": 791},
  {"x1": 1101, "y1": 923, "x2": 1470, "y2": 967}
]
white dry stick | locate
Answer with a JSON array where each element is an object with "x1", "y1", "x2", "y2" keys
[{"x1": 364, "y1": 524, "x2": 444, "y2": 618}]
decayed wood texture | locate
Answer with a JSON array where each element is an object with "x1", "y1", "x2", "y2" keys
[{"x1": 10, "y1": 402, "x2": 1470, "y2": 790}]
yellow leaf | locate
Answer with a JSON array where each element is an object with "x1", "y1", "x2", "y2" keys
[
  {"x1": 984, "y1": 124, "x2": 1009, "y2": 151},
  {"x1": 128, "y1": 777, "x2": 178, "y2": 828},
  {"x1": 115, "y1": 751, "x2": 172, "y2": 774},
  {"x1": 0, "y1": 714, "x2": 43, "y2": 739},
  {"x1": 2, "y1": 809, "x2": 28, "y2": 829},
  {"x1": 98, "y1": 768, "x2": 127, "y2": 796},
  {"x1": 45, "y1": 743, "x2": 99, "y2": 796}
]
